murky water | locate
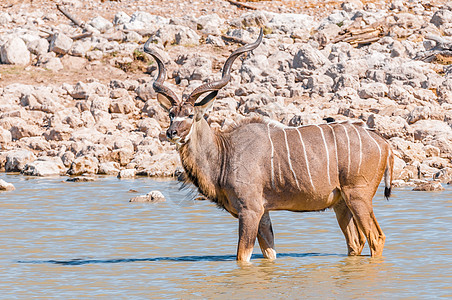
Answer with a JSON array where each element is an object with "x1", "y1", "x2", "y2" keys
[{"x1": 0, "y1": 173, "x2": 451, "y2": 298}]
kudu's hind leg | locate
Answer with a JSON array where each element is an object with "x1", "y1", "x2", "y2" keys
[
  {"x1": 333, "y1": 198, "x2": 366, "y2": 256},
  {"x1": 341, "y1": 188, "x2": 386, "y2": 257},
  {"x1": 257, "y1": 212, "x2": 276, "y2": 260}
]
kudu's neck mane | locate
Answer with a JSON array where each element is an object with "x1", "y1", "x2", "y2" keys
[{"x1": 178, "y1": 118, "x2": 230, "y2": 205}]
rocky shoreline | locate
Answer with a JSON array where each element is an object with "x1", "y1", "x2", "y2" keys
[{"x1": 0, "y1": 0, "x2": 451, "y2": 191}]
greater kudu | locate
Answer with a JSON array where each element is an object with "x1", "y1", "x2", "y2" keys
[{"x1": 144, "y1": 28, "x2": 394, "y2": 262}]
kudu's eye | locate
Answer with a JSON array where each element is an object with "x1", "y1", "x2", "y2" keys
[
  {"x1": 169, "y1": 112, "x2": 175, "y2": 120},
  {"x1": 188, "y1": 114, "x2": 194, "y2": 119}
]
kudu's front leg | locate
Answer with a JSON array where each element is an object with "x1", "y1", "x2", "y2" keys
[
  {"x1": 237, "y1": 208, "x2": 263, "y2": 262},
  {"x1": 257, "y1": 212, "x2": 276, "y2": 260}
]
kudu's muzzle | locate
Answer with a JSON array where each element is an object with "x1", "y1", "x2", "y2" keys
[{"x1": 166, "y1": 128, "x2": 178, "y2": 140}]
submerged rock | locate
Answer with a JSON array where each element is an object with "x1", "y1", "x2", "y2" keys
[
  {"x1": 0, "y1": 179, "x2": 15, "y2": 191},
  {"x1": 412, "y1": 181, "x2": 445, "y2": 191},
  {"x1": 129, "y1": 190, "x2": 166, "y2": 203},
  {"x1": 66, "y1": 176, "x2": 95, "y2": 182}
]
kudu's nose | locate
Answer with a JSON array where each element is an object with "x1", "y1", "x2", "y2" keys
[{"x1": 166, "y1": 129, "x2": 177, "y2": 139}]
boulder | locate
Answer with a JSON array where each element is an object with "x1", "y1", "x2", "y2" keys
[
  {"x1": 196, "y1": 13, "x2": 225, "y2": 35},
  {"x1": 66, "y1": 176, "x2": 95, "y2": 182},
  {"x1": 22, "y1": 158, "x2": 66, "y2": 176},
  {"x1": 44, "y1": 126, "x2": 73, "y2": 141},
  {"x1": 390, "y1": 138, "x2": 426, "y2": 163},
  {"x1": 0, "y1": 37, "x2": 30, "y2": 65},
  {"x1": 366, "y1": 114, "x2": 410, "y2": 139},
  {"x1": 27, "y1": 38, "x2": 49, "y2": 56},
  {"x1": 68, "y1": 156, "x2": 99, "y2": 175},
  {"x1": 129, "y1": 190, "x2": 166, "y2": 203},
  {"x1": 433, "y1": 167, "x2": 452, "y2": 183},
  {"x1": 430, "y1": 9, "x2": 452, "y2": 30},
  {"x1": 175, "y1": 27, "x2": 200, "y2": 46},
  {"x1": 136, "y1": 118, "x2": 162, "y2": 138},
  {"x1": 135, "y1": 152, "x2": 180, "y2": 177},
  {"x1": 151, "y1": 24, "x2": 199, "y2": 46},
  {"x1": 0, "y1": 12, "x2": 12, "y2": 25},
  {"x1": 293, "y1": 44, "x2": 328, "y2": 70},
  {"x1": 0, "y1": 128, "x2": 12, "y2": 145},
  {"x1": 135, "y1": 82, "x2": 157, "y2": 101},
  {"x1": 0, "y1": 179, "x2": 15, "y2": 191},
  {"x1": 37, "y1": 54, "x2": 64, "y2": 72},
  {"x1": 10, "y1": 124, "x2": 42, "y2": 140},
  {"x1": 358, "y1": 83, "x2": 388, "y2": 99},
  {"x1": 98, "y1": 162, "x2": 120, "y2": 175},
  {"x1": 117, "y1": 168, "x2": 136, "y2": 179},
  {"x1": 111, "y1": 148, "x2": 134, "y2": 166},
  {"x1": 5, "y1": 150, "x2": 36, "y2": 172},
  {"x1": 49, "y1": 32, "x2": 73, "y2": 55},
  {"x1": 113, "y1": 11, "x2": 131, "y2": 25},
  {"x1": 411, "y1": 120, "x2": 452, "y2": 141},
  {"x1": 88, "y1": 16, "x2": 113, "y2": 33},
  {"x1": 109, "y1": 97, "x2": 135, "y2": 114},
  {"x1": 70, "y1": 40, "x2": 92, "y2": 57},
  {"x1": 412, "y1": 181, "x2": 445, "y2": 191},
  {"x1": 267, "y1": 13, "x2": 315, "y2": 35}
]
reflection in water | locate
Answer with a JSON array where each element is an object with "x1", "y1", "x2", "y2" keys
[{"x1": 0, "y1": 174, "x2": 451, "y2": 298}]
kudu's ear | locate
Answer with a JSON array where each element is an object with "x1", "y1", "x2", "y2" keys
[
  {"x1": 194, "y1": 91, "x2": 218, "y2": 121},
  {"x1": 157, "y1": 94, "x2": 173, "y2": 112}
]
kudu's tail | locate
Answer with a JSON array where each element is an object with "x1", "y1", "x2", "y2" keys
[{"x1": 384, "y1": 150, "x2": 394, "y2": 200}]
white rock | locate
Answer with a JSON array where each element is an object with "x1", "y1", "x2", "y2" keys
[
  {"x1": 0, "y1": 128, "x2": 12, "y2": 145},
  {"x1": 39, "y1": 55, "x2": 64, "y2": 72},
  {"x1": 293, "y1": 43, "x2": 328, "y2": 70},
  {"x1": 68, "y1": 156, "x2": 99, "y2": 175},
  {"x1": 117, "y1": 168, "x2": 136, "y2": 179},
  {"x1": 113, "y1": 11, "x2": 131, "y2": 25},
  {"x1": 60, "y1": 0, "x2": 82, "y2": 7},
  {"x1": 267, "y1": 13, "x2": 316, "y2": 34},
  {"x1": 88, "y1": 16, "x2": 113, "y2": 33},
  {"x1": 5, "y1": 150, "x2": 37, "y2": 172},
  {"x1": 205, "y1": 35, "x2": 225, "y2": 47},
  {"x1": 411, "y1": 120, "x2": 452, "y2": 141},
  {"x1": 197, "y1": 13, "x2": 225, "y2": 35},
  {"x1": 413, "y1": 181, "x2": 445, "y2": 191},
  {"x1": 0, "y1": 12, "x2": 12, "y2": 25},
  {"x1": 27, "y1": 38, "x2": 49, "y2": 56},
  {"x1": 129, "y1": 11, "x2": 168, "y2": 25},
  {"x1": 70, "y1": 40, "x2": 92, "y2": 57},
  {"x1": 0, "y1": 179, "x2": 15, "y2": 191},
  {"x1": 10, "y1": 123, "x2": 42, "y2": 140},
  {"x1": 22, "y1": 158, "x2": 66, "y2": 176},
  {"x1": 0, "y1": 37, "x2": 31, "y2": 65},
  {"x1": 98, "y1": 162, "x2": 120, "y2": 175},
  {"x1": 175, "y1": 27, "x2": 200, "y2": 46},
  {"x1": 129, "y1": 190, "x2": 166, "y2": 203},
  {"x1": 135, "y1": 152, "x2": 180, "y2": 177},
  {"x1": 430, "y1": 9, "x2": 452, "y2": 29},
  {"x1": 49, "y1": 32, "x2": 73, "y2": 55},
  {"x1": 358, "y1": 82, "x2": 388, "y2": 99}
]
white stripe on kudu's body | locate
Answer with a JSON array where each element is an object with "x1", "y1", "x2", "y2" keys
[
  {"x1": 351, "y1": 125, "x2": 363, "y2": 173},
  {"x1": 296, "y1": 127, "x2": 315, "y2": 192},
  {"x1": 327, "y1": 124, "x2": 339, "y2": 178},
  {"x1": 315, "y1": 125, "x2": 331, "y2": 185},
  {"x1": 339, "y1": 124, "x2": 352, "y2": 177},
  {"x1": 146, "y1": 28, "x2": 394, "y2": 263},
  {"x1": 267, "y1": 122, "x2": 276, "y2": 189},
  {"x1": 283, "y1": 128, "x2": 301, "y2": 189}
]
